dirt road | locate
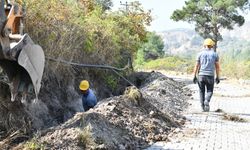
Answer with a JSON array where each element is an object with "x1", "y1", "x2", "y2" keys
[{"x1": 147, "y1": 77, "x2": 250, "y2": 150}]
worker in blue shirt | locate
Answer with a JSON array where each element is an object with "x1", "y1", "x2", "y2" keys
[
  {"x1": 193, "y1": 38, "x2": 220, "y2": 112},
  {"x1": 79, "y1": 80, "x2": 97, "y2": 111}
]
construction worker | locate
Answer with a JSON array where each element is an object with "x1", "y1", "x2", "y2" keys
[
  {"x1": 193, "y1": 38, "x2": 220, "y2": 112},
  {"x1": 79, "y1": 80, "x2": 97, "y2": 111}
]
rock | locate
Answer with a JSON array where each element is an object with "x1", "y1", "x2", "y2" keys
[
  {"x1": 175, "y1": 128, "x2": 181, "y2": 133},
  {"x1": 96, "y1": 144, "x2": 107, "y2": 150},
  {"x1": 139, "y1": 116, "x2": 144, "y2": 121},
  {"x1": 149, "y1": 111, "x2": 154, "y2": 116},
  {"x1": 118, "y1": 144, "x2": 126, "y2": 150}
]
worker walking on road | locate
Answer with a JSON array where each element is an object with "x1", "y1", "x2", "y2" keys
[
  {"x1": 79, "y1": 80, "x2": 97, "y2": 111},
  {"x1": 193, "y1": 38, "x2": 220, "y2": 112}
]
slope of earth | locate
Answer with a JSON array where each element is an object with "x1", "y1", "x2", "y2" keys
[{"x1": 8, "y1": 72, "x2": 191, "y2": 150}]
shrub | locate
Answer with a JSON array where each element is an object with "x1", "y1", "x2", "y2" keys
[
  {"x1": 139, "y1": 56, "x2": 192, "y2": 73},
  {"x1": 77, "y1": 124, "x2": 96, "y2": 148},
  {"x1": 24, "y1": 139, "x2": 45, "y2": 150}
]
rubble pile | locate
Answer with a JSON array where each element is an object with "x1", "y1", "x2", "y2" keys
[
  {"x1": 12, "y1": 72, "x2": 191, "y2": 149},
  {"x1": 140, "y1": 72, "x2": 189, "y2": 119}
]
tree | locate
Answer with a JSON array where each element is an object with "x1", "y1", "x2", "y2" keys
[
  {"x1": 95, "y1": 0, "x2": 113, "y2": 11},
  {"x1": 118, "y1": 1, "x2": 152, "y2": 41},
  {"x1": 135, "y1": 32, "x2": 164, "y2": 65},
  {"x1": 112, "y1": 1, "x2": 152, "y2": 67},
  {"x1": 171, "y1": 0, "x2": 249, "y2": 51},
  {"x1": 143, "y1": 32, "x2": 164, "y2": 60}
]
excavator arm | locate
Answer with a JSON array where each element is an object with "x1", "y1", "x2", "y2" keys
[
  {"x1": 0, "y1": 0, "x2": 6, "y2": 34},
  {"x1": 0, "y1": 0, "x2": 45, "y2": 102}
]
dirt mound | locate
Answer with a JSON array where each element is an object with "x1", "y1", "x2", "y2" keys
[
  {"x1": 35, "y1": 112, "x2": 138, "y2": 150},
  {"x1": 12, "y1": 71, "x2": 190, "y2": 149},
  {"x1": 140, "y1": 72, "x2": 188, "y2": 119}
]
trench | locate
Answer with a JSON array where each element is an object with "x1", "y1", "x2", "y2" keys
[{"x1": 0, "y1": 63, "x2": 148, "y2": 145}]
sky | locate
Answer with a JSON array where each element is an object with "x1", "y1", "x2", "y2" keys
[{"x1": 112, "y1": 0, "x2": 250, "y2": 32}]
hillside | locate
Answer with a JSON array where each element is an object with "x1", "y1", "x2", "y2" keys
[{"x1": 158, "y1": 21, "x2": 250, "y2": 58}]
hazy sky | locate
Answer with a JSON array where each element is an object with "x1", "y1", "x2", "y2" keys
[{"x1": 112, "y1": 0, "x2": 250, "y2": 32}]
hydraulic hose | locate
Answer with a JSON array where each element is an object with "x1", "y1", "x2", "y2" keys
[
  {"x1": 46, "y1": 57, "x2": 129, "y2": 71},
  {"x1": 46, "y1": 57, "x2": 136, "y2": 87}
]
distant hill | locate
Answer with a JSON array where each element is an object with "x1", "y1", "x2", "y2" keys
[
  {"x1": 158, "y1": 21, "x2": 250, "y2": 58},
  {"x1": 158, "y1": 28, "x2": 201, "y2": 57},
  {"x1": 220, "y1": 22, "x2": 250, "y2": 41}
]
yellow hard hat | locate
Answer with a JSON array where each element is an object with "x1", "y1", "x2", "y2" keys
[
  {"x1": 79, "y1": 80, "x2": 89, "y2": 91},
  {"x1": 204, "y1": 38, "x2": 215, "y2": 46}
]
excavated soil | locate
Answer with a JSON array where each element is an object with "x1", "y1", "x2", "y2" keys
[{"x1": 0, "y1": 71, "x2": 191, "y2": 149}]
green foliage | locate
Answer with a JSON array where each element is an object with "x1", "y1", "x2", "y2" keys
[
  {"x1": 135, "y1": 32, "x2": 164, "y2": 67},
  {"x1": 135, "y1": 48, "x2": 145, "y2": 66},
  {"x1": 143, "y1": 32, "x2": 164, "y2": 59},
  {"x1": 24, "y1": 139, "x2": 45, "y2": 150},
  {"x1": 118, "y1": 1, "x2": 152, "y2": 41},
  {"x1": 171, "y1": 0, "x2": 249, "y2": 50},
  {"x1": 140, "y1": 56, "x2": 193, "y2": 73},
  {"x1": 103, "y1": 74, "x2": 118, "y2": 91},
  {"x1": 24, "y1": 0, "x2": 151, "y2": 66},
  {"x1": 221, "y1": 60, "x2": 250, "y2": 79},
  {"x1": 220, "y1": 43, "x2": 250, "y2": 79},
  {"x1": 112, "y1": 1, "x2": 152, "y2": 65}
]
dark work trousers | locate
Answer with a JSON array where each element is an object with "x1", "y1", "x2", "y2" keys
[{"x1": 198, "y1": 75, "x2": 214, "y2": 106}]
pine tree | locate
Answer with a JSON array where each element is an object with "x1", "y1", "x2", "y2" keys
[{"x1": 171, "y1": 0, "x2": 249, "y2": 51}]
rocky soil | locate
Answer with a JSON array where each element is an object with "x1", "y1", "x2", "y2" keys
[{"x1": 1, "y1": 71, "x2": 191, "y2": 149}]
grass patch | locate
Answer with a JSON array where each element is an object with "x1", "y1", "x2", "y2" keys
[
  {"x1": 139, "y1": 56, "x2": 193, "y2": 73},
  {"x1": 124, "y1": 86, "x2": 142, "y2": 105},
  {"x1": 24, "y1": 138, "x2": 45, "y2": 150},
  {"x1": 77, "y1": 124, "x2": 96, "y2": 149}
]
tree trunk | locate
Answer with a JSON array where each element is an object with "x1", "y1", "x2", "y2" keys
[{"x1": 213, "y1": 24, "x2": 219, "y2": 52}]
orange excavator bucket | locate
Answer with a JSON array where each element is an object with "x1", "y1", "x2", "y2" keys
[{"x1": 0, "y1": 0, "x2": 45, "y2": 102}]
